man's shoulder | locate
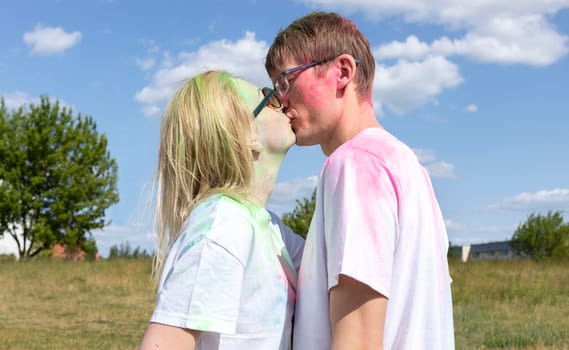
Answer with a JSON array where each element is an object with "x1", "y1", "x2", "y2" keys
[
  {"x1": 326, "y1": 128, "x2": 393, "y2": 165},
  {"x1": 341, "y1": 128, "x2": 415, "y2": 162}
]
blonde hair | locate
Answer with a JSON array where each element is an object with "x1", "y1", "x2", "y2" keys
[
  {"x1": 265, "y1": 11, "x2": 375, "y2": 98},
  {"x1": 152, "y1": 70, "x2": 254, "y2": 285}
]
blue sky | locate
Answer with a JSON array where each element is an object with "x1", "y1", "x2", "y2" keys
[{"x1": 1, "y1": 0, "x2": 568, "y2": 257}]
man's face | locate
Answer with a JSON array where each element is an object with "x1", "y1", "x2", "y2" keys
[{"x1": 276, "y1": 58, "x2": 341, "y2": 148}]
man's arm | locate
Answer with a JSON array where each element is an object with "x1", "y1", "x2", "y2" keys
[
  {"x1": 139, "y1": 322, "x2": 201, "y2": 350},
  {"x1": 329, "y1": 274, "x2": 387, "y2": 350}
]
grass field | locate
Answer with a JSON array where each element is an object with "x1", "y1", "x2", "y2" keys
[
  {"x1": 451, "y1": 259, "x2": 569, "y2": 349},
  {"x1": 0, "y1": 257, "x2": 568, "y2": 349},
  {"x1": 0, "y1": 258, "x2": 155, "y2": 350}
]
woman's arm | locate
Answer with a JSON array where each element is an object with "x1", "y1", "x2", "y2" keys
[{"x1": 139, "y1": 322, "x2": 201, "y2": 350}]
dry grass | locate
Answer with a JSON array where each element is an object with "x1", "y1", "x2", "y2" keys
[
  {"x1": 0, "y1": 257, "x2": 567, "y2": 349},
  {"x1": 0, "y1": 258, "x2": 155, "y2": 349}
]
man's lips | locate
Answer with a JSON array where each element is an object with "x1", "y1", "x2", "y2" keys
[{"x1": 286, "y1": 112, "x2": 295, "y2": 128}]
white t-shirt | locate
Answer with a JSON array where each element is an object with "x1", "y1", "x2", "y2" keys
[
  {"x1": 293, "y1": 128, "x2": 455, "y2": 350},
  {"x1": 269, "y1": 210, "x2": 305, "y2": 274},
  {"x1": 151, "y1": 195, "x2": 304, "y2": 350}
]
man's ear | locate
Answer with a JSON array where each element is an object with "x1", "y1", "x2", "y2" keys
[{"x1": 336, "y1": 54, "x2": 357, "y2": 90}]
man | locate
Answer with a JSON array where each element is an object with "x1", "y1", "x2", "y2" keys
[{"x1": 266, "y1": 12, "x2": 455, "y2": 349}]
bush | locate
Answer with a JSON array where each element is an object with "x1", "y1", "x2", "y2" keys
[
  {"x1": 108, "y1": 241, "x2": 152, "y2": 259},
  {"x1": 0, "y1": 253, "x2": 17, "y2": 262},
  {"x1": 511, "y1": 210, "x2": 569, "y2": 260}
]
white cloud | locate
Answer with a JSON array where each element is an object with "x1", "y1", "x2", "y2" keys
[
  {"x1": 412, "y1": 148, "x2": 456, "y2": 179},
  {"x1": 267, "y1": 176, "x2": 319, "y2": 215},
  {"x1": 134, "y1": 39, "x2": 160, "y2": 72},
  {"x1": 413, "y1": 148, "x2": 436, "y2": 163},
  {"x1": 466, "y1": 104, "x2": 478, "y2": 112},
  {"x1": 375, "y1": 55, "x2": 463, "y2": 115},
  {"x1": 1, "y1": 92, "x2": 73, "y2": 112},
  {"x1": 375, "y1": 35, "x2": 431, "y2": 61},
  {"x1": 23, "y1": 24, "x2": 82, "y2": 55},
  {"x1": 430, "y1": 15, "x2": 568, "y2": 66},
  {"x1": 1, "y1": 91, "x2": 38, "y2": 109},
  {"x1": 159, "y1": 51, "x2": 173, "y2": 69},
  {"x1": 312, "y1": 0, "x2": 569, "y2": 66},
  {"x1": 135, "y1": 57, "x2": 156, "y2": 71},
  {"x1": 445, "y1": 219, "x2": 465, "y2": 232},
  {"x1": 142, "y1": 105, "x2": 161, "y2": 117},
  {"x1": 303, "y1": 0, "x2": 569, "y2": 25},
  {"x1": 376, "y1": 19, "x2": 568, "y2": 66},
  {"x1": 490, "y1": 188, "x2": 569, "y2": 212},
  {"x1": 425, "y1": 161, "x2": 456, "y2": 179},
  {"x1": 134, "y1": 31, "x2": 271, "y2": 117}
]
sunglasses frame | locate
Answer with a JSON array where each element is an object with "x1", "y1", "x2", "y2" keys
[
  {"x1": 274, "y1": 56, "x2": 360, "y2": 97},
  {"x1": 252, "y1": 87, "x2": 282, "y2": 117}
]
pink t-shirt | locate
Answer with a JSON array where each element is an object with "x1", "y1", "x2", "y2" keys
[{"x1": 293, "y1": 128, "x2": 455, "y2": 349}]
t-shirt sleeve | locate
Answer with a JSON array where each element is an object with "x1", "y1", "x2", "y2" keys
[
  {"x1": 322, "y1": 148, "x2": 398, "y2": 299},
  {"x1": 268, "y1": 210, "x2": 305, "y2": 273},
  {"x1": 151, "y1": 208, "x2": 253, "y2": 334}
]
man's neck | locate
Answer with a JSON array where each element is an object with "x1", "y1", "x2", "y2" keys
[{"x1": 321, "y1": 99, "x2": 380, "y2": 156}]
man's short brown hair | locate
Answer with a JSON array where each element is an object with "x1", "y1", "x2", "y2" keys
[{"x1": 266, "y1": 11, "x2": 375, "y2": 98}]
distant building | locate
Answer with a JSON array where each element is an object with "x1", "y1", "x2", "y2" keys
[
  {"x1": 459, "y1": 240, "x2": 519, "y2": 262},
  {"x1": 51, "y1": 243, "x2": 101, "y2": 261}
]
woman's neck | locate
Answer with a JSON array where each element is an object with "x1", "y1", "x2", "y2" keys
[{"x1": 250, "y1": 150, "x2": 287, "y2": 207}]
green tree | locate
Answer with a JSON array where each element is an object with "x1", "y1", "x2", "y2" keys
[
  {"x1": 510, "y1": 210, "x2": 569, "y2": 260},
  {"x1": 282, "y1": 189, "x2": 316, "y2": 239},
  {"x1": 447, "y1": 242, "x2": 461, "y2": 259},
  {"x1": 0, "y1": 97, "x2": 119, "y2": 259},
  {"x1": 108, "y1": 241, "x2": 152, "y2": 259}
]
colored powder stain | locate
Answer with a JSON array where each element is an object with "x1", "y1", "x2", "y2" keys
[
  {"x1": 233, "y1": 78, "x2": 258, "y2": 107},
  {"x1": 191, "y1": 318, "x2": 214, "y2": 330},
  {"x1": 306, "y1": 84, "x2": 325, "y2": 108},
  {"x1": 178, "y1": 233, "x2": 206, "y2": 257},
  {"x1": 304, "y1": 71, "x2": 336, "y2": 108}
]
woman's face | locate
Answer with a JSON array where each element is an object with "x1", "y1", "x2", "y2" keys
[{"x1": 235, "y1": 78, "x2": 296, "y2": 154}]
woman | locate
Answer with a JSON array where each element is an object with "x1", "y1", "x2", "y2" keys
[{"x1": 139, "y1": 70, "x2": 303, "y2": 350}]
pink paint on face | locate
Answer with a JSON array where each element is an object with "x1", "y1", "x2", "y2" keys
[
  {"x1": 287, "y1": 63, "x2": 342, "y2": 149},
  {"x1": 300, "y1": 68, "x2": 337, "y2": 108},
  {"x1": 305, "y1": 83, "x2": 326, "y2": 108}
]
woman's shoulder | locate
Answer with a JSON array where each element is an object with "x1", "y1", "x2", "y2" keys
[
  {"x1": 190, "y1": 194, "x2": 251, "y2": 220},
  {"x1": 183, "y1": 195, "x2": 256, "y2": 262}
]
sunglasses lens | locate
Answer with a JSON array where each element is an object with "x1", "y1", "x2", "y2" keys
[
  {"x1": 270, "y1": 94, "x2": 282, "y2": 108},
  {"x1": 276, "y1": 76, "x2": 288, "y2": 97},
  {"x1": 262, "y1": 88, "x2": 282, "y2": 109}
]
